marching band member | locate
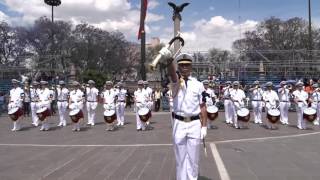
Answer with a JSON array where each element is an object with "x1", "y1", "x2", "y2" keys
[
  {"x1": 69, "y1": 81, "x2": 84, "y2": 131},
  {"x1": 203, "y1": 80, "x2": 218, "y2": 129},
  {"x1": 30, "y1": 81, "x2": 40, "y2": 126},
  {"x1": 230, "y1": 81, "x2": 246, "y2": 129},
  {"x1": 278, "y1": 81, "x2": 291, "y2": 125},
  {"x1": 143, "y1": 81, "x2": 153, "y2": 127},
  {"x1": 222, "y1": 81, "x2": 233, "y2": 124},
  {"x1": 56, "y1": 81, "x2": 69, "y2": 127},
  {"x1": 263, "y1": 82, "x2": 280, "y2": 129},
  {"x1": 310, "y1": 84, "x2": 320, "y2": 125},
  {"x1": 293, "y1": 81, "x2": 309, "y2": 130},
  {"x1": 38, "y1": 81, "x2": 52, "y2": 131},
  {"x1": 23, "y1": 82, "x2": 31, "y2": 117},
  {"x1": 49, "y1": 86, "x2": 56, "y2": 115},
  {"x1": 86, "y1": 80, "x2": 99, "y2": 126},
  {"x1": 249, "y1": 81, "x2": 264, "y2": 124},
  {"x1": 8, "y1": 79, "x2": 24, "y2": 131},
  {"x1": 116, "y1": 82, "x2": 127, "y2": 126},
  {"x1": 101, "y1": 81, "x2": 117, "y2": 131},
  {"x1": 134, "y1": 80, "x2": 149, "y2": 131}
]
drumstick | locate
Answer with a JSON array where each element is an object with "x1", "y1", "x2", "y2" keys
[{"x1": 203, "y1": 138, "x2": 208, "y2": 157}]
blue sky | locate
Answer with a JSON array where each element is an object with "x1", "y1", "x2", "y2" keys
[{"x1": 0, "y1": 0, "x2": 319, "y2": 50}]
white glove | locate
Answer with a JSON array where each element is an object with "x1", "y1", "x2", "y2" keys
[
  {"x1": 200, "y1": 127, "x2": 207, "y2": 139},
  {"x1": 159, "y1": 46, "x2": 173, "y2": 59}
]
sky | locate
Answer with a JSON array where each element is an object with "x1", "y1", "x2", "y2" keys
[{"x1": 0, "y1": 0, "x2": 320, "y2": 51}]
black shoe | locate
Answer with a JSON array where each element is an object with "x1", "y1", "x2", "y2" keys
[{"x1": 137, "y1": 128, "x2": 142, "y2": 131}]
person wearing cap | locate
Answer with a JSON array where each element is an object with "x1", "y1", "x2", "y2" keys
[
  {"x1": 249, "y1": 81, "x2": 264, "y2": 124},
  {"x1": 263, "y1": 82, "x2": 280, "y2": 129},
  {"x1": 310, "y1": 83, "x2": 320, "y2": 125},
  {"x1": 164, "y1": 50, "x2": 207, "y2": 180},
  {"x1": 69, "y1": 81, "x2": 85, "y2": 131},
  {"x1": 203, "y1": 80, "x2": 219, "y2": 129},
  {"x1": 38, "y1": 81, "x2": 52, "y2": 131},
  {"x1": 23, "y1": 82, "x2": 31, "y2": 117},
  {"x1": 30, "y1": 81, "x2": 40, "y2": 126},
  {"x1": 56, "y1": 80, "x2": 69, "y2": 127},
  {"x1": 293, "y1": 81, "x2": 309, "y2": 130},
  {"x1": 86, "y1": 80, "x2": 99, "y2": 126},
  {"x1": 116, "y1": 82, "x2": 127, "y2": 126},
  {"x1": 134, "y1": 80, "x2": 149, "y2": 131},
  {"x1": 230, "y1": 81, "x2": 247, "y2": 129},
  {"x1": 278, "y1": 81, "x2": 291, "y2": 125},
  {"x1": 8, "y1": 79, "x2": 24, "y2": 131},
  {"x1": 222, "y1": 81, "x2": 234, "y2": 124},
  {"x1": 143, "y1": 80, "x2": 154, "y2": 128},
  {"x1": 101, "y1": 81, "x2": 117, "y2": 131}
]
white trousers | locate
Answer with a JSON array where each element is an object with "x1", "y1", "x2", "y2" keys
[
  {"x1": 279, "y1": 102, "x2": 290, "y2": 124},
  {"x1": 30, "y1": 102, "x2": 39, "y2": 125},
  {"x1": 116, "y1": 102, "x2": 126, "y2": 124},
  {"x1": 57, "y1": 101, "x2": 68, "y2": 126},
  {"x1": 12, "y1": 118, "x2": 22, "y2": 130},
  {"x1": 296, "y1": 106, "x2": 306, "y2": 129},
  {"x1": 252, "y1": 101, "x2": 263, "y2": 123},
  {"x1": 224, "y1": 100, "x2": 233, "y2": 123},
  {"x1": 173, "y1": 119, "x2": 201, "y2": 180},
  {"x1": 86, "y1": 102, "x2": 97, "y2": 125},
  {"x1": 311, "y1": 103, "x2": 320, "y2": 125}
]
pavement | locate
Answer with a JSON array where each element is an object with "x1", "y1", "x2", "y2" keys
[{"x1": 0, "y1": 107, "x2": 320, "y2": 180}]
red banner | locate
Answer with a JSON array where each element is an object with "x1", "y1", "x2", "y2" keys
[{"x1": 138, "y1": 0, "x2": 148, "y2": 40}]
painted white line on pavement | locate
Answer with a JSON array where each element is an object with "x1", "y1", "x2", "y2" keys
[
  {"x1": 0, "y1": 143, "x2": 172, "y2": 147},
  {"x1": 214, "y1": 131, "x2": 320, "y2": 144},
  {"x1": 210, "y1": 143, "x2": 231, "y2": 180}
]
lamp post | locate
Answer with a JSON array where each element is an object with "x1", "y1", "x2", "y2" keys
[{"x1": 44, "y1": 0, "x2": 61, "y2": 23}]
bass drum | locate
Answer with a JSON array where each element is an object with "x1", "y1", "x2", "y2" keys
[
  {"x1": 36, "y1": 107, "x2": 51, "y2": 121},
  {"x1": 69, "y1": 109, "x2": 84, "y2": 123},
  {"x1": 237, "y1": 108, "x2": 250, "y2": 122},
  {"x1": 138, "y1": 107, "x2": 151, "y2": 122},
  {"x1": 8, "y1": 107, "x2": 23, "y2": 121},
  {"x1": 207, "y1": 105, "x2": 218, "y2": 121},
  {"x1": 267, "y1": 109, "x2": 280, "y2": 124},
  {"x1": 104, "y1": 110, "x2": 117, "y2": 124},
  {"x1": 303, "y1": 107, "x2": 317, "y2": 122}
]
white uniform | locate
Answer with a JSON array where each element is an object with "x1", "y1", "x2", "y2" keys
[
  {"x1": 293, "y1": 90, "x2": 308, "y2": 129},
  {"x1": 86, "y1": 87, "x2": 99, "y2": 125},
  {"x1": 278, "y1": 87, "x2": 290, "y2": 125},
  {"x1": 230, "y1": 88, "x2": 246, "y2": 128},
  {"x1": 134, "y1": 88, "x2": 148, "y2": 130},
  {"x1": 38, "y1": 88, "x2": 52, "y2": 130},
  {"x1": 101, "y1": 89, "x2": 117, "y2": 110},
  {"x1": 30, "y1": 88, "x2": 40, "y2": 126},
  {"x1": 69, "y1": 89, "x2": 84, "y2": 130},
  {"x1": 205, "y1": 88, "x2": 218, "y2": 128},
  {"x1": 8, "y1": 87, "x2": 24, "y2": 131},
  {"x1": 223, "y1": 87, "x2": 233, "y2": 124},
  {"x1": 263, "y1": 90, "x2": 279, "y2": 110},
  {"x1": 171, "y1": 76, "x2": 204, "y2": 180},
  {"x1": 57, "y1": 87, "x2": 69, "y2": 126},
  {"x1": 311, "y1": 91, "x2": 320, "y2": 125},
  {"x1": 251, "y1": 88, "x2": 264, "y2": 124},
  {"x1": 116, "y1": 88, "x2": 127, "y2": 126},
  {"x1": 143, "y1": 87, "x2": 153, "y2": 110}
]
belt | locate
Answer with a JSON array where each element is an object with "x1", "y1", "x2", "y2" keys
[
  {"x1": 87, "y1": 101, "x2": 97, "y2": 102},
  {"x1": 280, "y1": 101, "x2": 289, "y2": 102},
  {"x1": 252, "y1": 100, "x2": 262, "y2": 101},
  {"x1": 118, "y1": 100, "x2": 125, "y2": 102},
  {"x1": 58, "y1": 100, "x2": 67, "y2": 102},
  {"x1": 224, "y1": 98, "x2": 230, "y2": 100},
  {"x1": 172, "y1": 112, "x2": 200, "y2": 122}
]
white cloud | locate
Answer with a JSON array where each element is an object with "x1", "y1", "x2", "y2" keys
[
  {"x1": 0, "y1": 10, "x2": 9, "y2": 22},
  {"x1": 148, "y1": 0, "x2": 160, "y2": 10},
  {"x1": 159, "y1": 16, "x2": 258, "y2": 51}
]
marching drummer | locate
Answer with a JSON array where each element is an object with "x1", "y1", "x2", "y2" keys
[
  {"x1": 222, "y1": 81, "x2": 233, "y2": 124},
  {"x1": 249, "y1": 80, "x2": 264, "y2": 124},
  {"x1": 230, "y1": 81, "x2": 247, "y2": 129},
  {"x1": 30, "y1": 81, "x2": 40, "y2": 127},
  {"x1": 293, "y1": 81, "x2": 309, "y2": 130},
  {"x1": 38, "y1": 81, "x2": 52, "y2": 131},
  {"x1": 143, "y1": 81, "x2": 153, "y2": 128},
  {"x1": 134, "y1": 80, "x2": 149, "y2": 131},
  {"x1": 69, "y1": 81, "x2": 85, "y2": 131},
  {"x1": 56, "y1": 80, "x2": 69, "y2": 127},
  {"x1": 101, "y1": 81, "x2": 117, "y2": 131},
  {"x1": 203, "y1": 80, "x2": 218, "y2": 129},
  {"x1": 263, "y1": 82, "x2": 280, "y2": 129},
  {"x1": 278, "y1": 81, "x2": 291, "y2": 125},
  {"x1": 310, "y1": 84, "x2": 320, "y2": 126},
  {"x1": 116, "y1": 82, "x2": 127, "y2": 126},
  {"x1": 86, "y1": 80, "x2": 99, "y2": 126},
  {"x1": 8, "y1": 79, "x2": 24, "y2": 131}
]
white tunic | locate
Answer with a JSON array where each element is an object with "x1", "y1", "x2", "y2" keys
[
  {"x1": 263, "y1": 90, "x2": 279, "y2": 109},
  {"x1": 134, "y1": 88, "x2": 148, "y2": 104},
  {"x1": 251, "y1": 88, "x2": 264, "y2": 101},
  {"x1": 101, "y1": 89, "x2": 117, "y2": 104},
  {"x1": 57, "y1": 88, "x2": 69, "y2": 101},
  {"x1": 205, "y1": 88, "x2": 217, "y2": 106},
  {"x1": 293, "y1": 90, "x2": 308, "y2": 108},
  {"x1": 10, "y1": 87, "x2": 24, "y2": 103},
  {"x1": 230, "y1": 88, "x2": 246, "y2": 108},
  {"x1": 86, "y1": 87, "x2": 99, "y2": 102},
  {"x1": 117, "y1": 88, "x2": 127, "y2": 102},
  {"x1": 69, "y1": 89, "x2": 84, "y2": 103},
  {"x1": 278, "y1": 88, "x2": 290, "y2": 102}
]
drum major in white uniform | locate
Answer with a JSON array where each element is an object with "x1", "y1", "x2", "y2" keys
[{"x1": 86, "y1": 80, "x2": 99, "y2": 126}]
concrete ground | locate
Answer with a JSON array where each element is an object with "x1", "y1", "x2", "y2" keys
[{"x1": 0, "y1": 107, "x2": 319, "y2": 180}]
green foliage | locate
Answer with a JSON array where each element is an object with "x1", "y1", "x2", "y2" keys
[{"x1": 80, "y1": 69, "x2": 111, "y2": 89}]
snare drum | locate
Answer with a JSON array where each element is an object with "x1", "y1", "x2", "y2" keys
[
  {"x1": 237, "y1": 108, "x2": 250, "y2": 122},
  {"x1": 104, "y1": 110, "x2": 117, "y2": 124},
  {"x1": 303, "y1": 107, "x2": 317, "y2": 122},
  {"x1": 36, "y1": 107, "x2": 51, "y2": 121},
  {"x1": 138, "y1": 107, "x2": 151, "y2": 122},
  {"x1": 267, "y1": 109, "x2": 280, "y2": 124},
  {"x1": 8, "y1": 107, "x2": 23, "y2": 121},
  {"x1": 69, "y1": 109, "x2": 84, "y2": 123},
  {"x1": 207, "y1": 105, "x2": 219, "y2": 121}
]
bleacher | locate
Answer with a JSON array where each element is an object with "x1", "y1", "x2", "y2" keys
[{"x1": 0, "y1": 80, "x2": 12, "y2": 94}]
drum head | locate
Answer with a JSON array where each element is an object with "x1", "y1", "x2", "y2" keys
[
  {"x1": 104, "y1": 110, "x2": 115, "y2": 116},
  {"x1": 237, "y1": 108, "x2": 249, "y2": 117},
  {"x1": 268, "y1": 109, "x2": 280, "y2": 116},
  {"x1": 8, "y1": 107, "x2": 19, "y2": 115},
  {"x1": 69, "y1": 109, "x2": 80, "y2": 116},
  {"x1": 207, "y1": 106, "x2": 218, "y2": 113},
  {"x1": 304, "y1": 108, "x2": 316, "y2": 115},
  {"x1": 37, "y1": 107, "x2": 47, "y2": 114},
  {"x1": 138, "y1": 108, "x2": 149, "y2": 116},
  {"x1": 303, "y1": 107, "x2": 317, "y2": 122}
]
